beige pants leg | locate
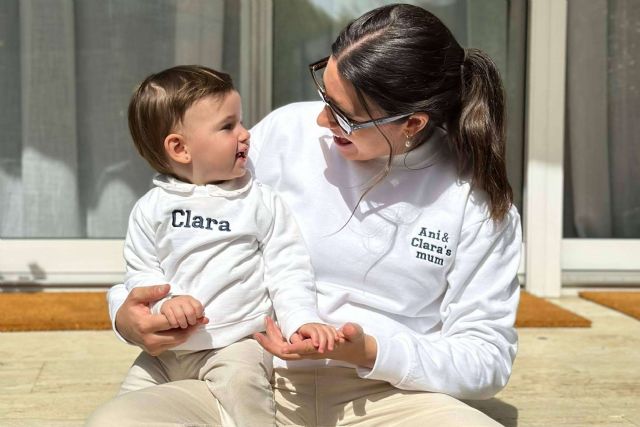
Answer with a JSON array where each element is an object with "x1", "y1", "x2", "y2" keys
[
  {"x1": 85, "y1": 379, "x2": 221, "y2": 427},
  {"x1": 117, "y1": 350, "x2": 173, "y2": 395},
  {"x1": 88, "y1": 339, "x2": 273, "y2": 427},
  {"x1": 274, "y1": 367, "x2": 503, "y2": 426},
  {"x1": 87, "y1": 366, "x2": 503, "y2": 427},
  {"x1": 199, "y1": 339, "x2": 275, "y2": 427}
]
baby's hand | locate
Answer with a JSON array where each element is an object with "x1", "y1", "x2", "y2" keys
[
  {"x1": 296, "y1": 323, "x2": 344, "y2": 353},
  {"x1": 160, "y1": 295, "x2": 204, "y2": 329}
]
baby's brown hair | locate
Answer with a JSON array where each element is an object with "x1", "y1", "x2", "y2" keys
[{"x1": 128, "y1": 65, "x2": 234, "y2": 174}]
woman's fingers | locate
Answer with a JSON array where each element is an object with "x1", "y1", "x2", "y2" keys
[
  {"x1": 145, "y1": 329, "x2": 191, "y2": 356},
  {"x1": 254, "y1": 332, "x2": 302, "y2": 360},
  {"x1": 340, "y1": 322, "x2": 363, "y2": 340},
  {"x1": 128, "y1": 284, "x2": 171, "y2": 305},
  {"x1": 115, "y1": 285, "x2": 205, "y2": 356},
  {"x1": 284, "y1": 337, "x2": 320, "y2": 355},
  {"x1": 254, "y1": 317, "x2": 296, "y2": 359},
  {"x1": 265, "y1": 316, "x2": 285, "y2": 341},
  {"x1": 290, "y1": 332, "x2": 303, "y2": 344}
]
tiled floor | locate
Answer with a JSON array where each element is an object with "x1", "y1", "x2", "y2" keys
[{"x1": 1, "y1": 296, "x2": 639, "y2": 427}]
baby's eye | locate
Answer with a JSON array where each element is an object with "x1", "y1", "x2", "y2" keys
[{"x1": 221, "y1": 123, "x2": 233, "y2": 131}]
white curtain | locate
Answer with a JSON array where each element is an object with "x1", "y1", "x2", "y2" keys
[
  {"x1": 0, "y1": 0, "x2": 528, "y2": 238},
  {"x1": 565, "y1": 0, "x2": 640, "y2": 238},
  {"x1": 0, "y1": 0, "x2": 226, "y2": 238}
]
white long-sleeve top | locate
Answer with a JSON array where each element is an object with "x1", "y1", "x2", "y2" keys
[
  {"x1": 123, "y1": 172, "x2": 322, "y2": 350},
  {"x1": 110, "y1": 101, "x2": 521, "y2": 399}
]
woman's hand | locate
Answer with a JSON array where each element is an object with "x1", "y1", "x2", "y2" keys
[
  {"x1": 254, "y1": 317, "x2": 377, "y2": 368},
  {"x1": 115, "y1": 284, "x2": 208, "y2": 356}
]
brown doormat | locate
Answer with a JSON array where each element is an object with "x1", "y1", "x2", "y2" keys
[
  {"x1": 579, "y1": 291, "x2": 640, "y2": 321},
  {"x1": 0, "y1": 292, "x2": 111, "y2": 332},
  {"x1": 1, "y1": 290, "x2": 591, "y2": 331},
  {"x1": 515, "y1": 291, "x2": 591, "y2": 327}
]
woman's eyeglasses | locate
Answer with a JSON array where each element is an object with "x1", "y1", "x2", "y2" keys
[{"x1": 308, "y1": 56, "x2": 413, "y2": 136}]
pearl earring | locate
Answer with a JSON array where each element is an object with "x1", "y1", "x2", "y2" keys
[{"x1": 405, "y1": 133, "x2": 413, "y2": 148}]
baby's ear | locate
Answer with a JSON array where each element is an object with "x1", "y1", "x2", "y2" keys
[{"x1": 164, "y1": 134, "x2": 191, "y2": 164}]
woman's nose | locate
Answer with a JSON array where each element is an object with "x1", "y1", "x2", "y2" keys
[{"x1": 316, "y1": 105, "x2": 334, "y2": 129}]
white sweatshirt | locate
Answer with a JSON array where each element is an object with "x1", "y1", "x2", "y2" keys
[
  {"x1": 110, "y1": 101, "x2": 521, "y2": 399},
  {"x1": 123, "y1": 172, "x2": 322, "y2": 350}
]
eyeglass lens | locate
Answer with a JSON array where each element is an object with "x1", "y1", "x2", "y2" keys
[{"x1": 312, "y1": 60, "x2": 353, "y2": 134}]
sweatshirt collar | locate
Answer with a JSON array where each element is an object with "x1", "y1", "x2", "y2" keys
[
  {"x1": 153, "y1": 172, "x2": 253, "y2": 197},
  {"x1": 374, "y1": 125, "x2": 448, "y2": 169}
]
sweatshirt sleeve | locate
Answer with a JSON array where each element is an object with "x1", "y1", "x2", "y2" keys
[
  {"x1": 123, "y1": 197, "x2": 187, "y2": 313},
  {"x1": 357, "y1": 206, "x2": 522, "y2": 400},
  {"x1": 106, "y1": 283, "x2": 129, "y2": 343},
  {"x1": 259, "y1": 185, "x2": 324, "y2": 341}
]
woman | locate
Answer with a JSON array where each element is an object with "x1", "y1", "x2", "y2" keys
[{"x1": 88, "y1": 4, "x2": 521, "y2": 426}]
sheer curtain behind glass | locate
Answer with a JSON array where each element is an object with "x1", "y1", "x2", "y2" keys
[
  {"x1": 565, "y1": 0, "x2": 640, "y2": 238},
  {"x1": 0, "y1": 0, "x2": 235, "y2": 238},
  {"x1": 272, "y1": 0, "x2": 526, "y2": 213}
]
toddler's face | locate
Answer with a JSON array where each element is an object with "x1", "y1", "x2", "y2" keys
[{"x1": 178, "y1": 91, "x2": 250, "y2": 185}]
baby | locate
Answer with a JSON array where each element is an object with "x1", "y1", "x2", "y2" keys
[{"x1": 120, "y1": 65, "x2": 339, "y2": 426}]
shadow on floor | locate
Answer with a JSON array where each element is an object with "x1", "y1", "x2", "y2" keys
[{"x1": 465, "y1": 398, "x2": 518, "y2": 427}]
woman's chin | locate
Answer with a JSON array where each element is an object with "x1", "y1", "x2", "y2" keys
[{"x1": 334, "y1": 135, "x2": 372, "y2": 161}]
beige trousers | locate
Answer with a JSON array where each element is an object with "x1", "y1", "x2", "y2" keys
[
  {"x1": 116, "y1": 338, "x2": 275, "y2": 427},
  {"x1": 87, "y1": 365, "x2": 502, "y2": 427}
]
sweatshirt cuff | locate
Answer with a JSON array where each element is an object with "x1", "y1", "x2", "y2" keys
[
  {"x1": 277, "y1": 308, "x2": 324, "y2": 342},
  {"x1": 107, "y1": 285, "x2": 132, "y2": 344},
  {"x1": 356, "y1": 334, "x2": 412, "y2": 387},
  {"x1": 150, "y1": 296, "x2": 173, "y2": 315}
]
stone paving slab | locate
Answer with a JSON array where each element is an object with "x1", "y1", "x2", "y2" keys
[{"x1": 0, "y1": 297, "x2": 639, "y2": 427}]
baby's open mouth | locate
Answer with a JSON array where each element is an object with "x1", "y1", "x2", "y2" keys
[{"x1": 236, "y1": 152, "x2": 247, "y2": 158}]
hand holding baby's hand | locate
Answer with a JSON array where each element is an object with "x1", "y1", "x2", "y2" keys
[
  {"x1": 296, "y1": 323, "x2": 345, "y2": 353},
  {"x1": 160, "y1": 295, "x2": 205, "y2": 329}
]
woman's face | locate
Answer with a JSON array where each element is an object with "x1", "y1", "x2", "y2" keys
[{"x1": 316, "y1": 57, "x2": 409, "y2": 162}]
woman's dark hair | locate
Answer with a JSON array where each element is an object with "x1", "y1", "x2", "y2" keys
[{"x1": 332, "y1": 3, "x2": 513, "y2": 221}]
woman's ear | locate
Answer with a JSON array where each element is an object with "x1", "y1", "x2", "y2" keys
[
  {"x1": 164, "y1": 134, "x2": 191, "y2": 164},
  {"x1": 404, "y1": 112, "x2": 430, "y2": 137}
]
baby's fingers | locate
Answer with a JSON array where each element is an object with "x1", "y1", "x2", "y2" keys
[
  {"x1": 172, "y1": 305, "x2": 189, "y2": 329},
  {"x1": 316, "y1": 328, "x2": 328, "y2": 353},
  {"x1": 190, "y1": 299, "x2": 204, "y2": 318},
  {"x1": 163, "y1": 309, "x2": 180, "y2": 329},
  {"x1": 181, "y1": 302, "x2": 199, "y2": 326},
  {"x1": 326, "y1": 327, "x2": 340, "y2": 351},
  {"x1": 305, "y1": 327, "x2": 320, "y2": 349}
]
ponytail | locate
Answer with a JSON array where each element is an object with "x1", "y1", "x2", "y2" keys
[
  {"x1": 450, "y1": 48, "x2": 513, "y2": 221},
  {"x1": 331, "y1": 5, "x2": 513, "y2": 222}
]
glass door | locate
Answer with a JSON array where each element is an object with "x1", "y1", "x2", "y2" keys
[
  {"x1": 562, "y1": 0, "x2": 640, "y2": 287},
  {"x1": 1, "y1": 0, "x2": 528, "y2": 287}
]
